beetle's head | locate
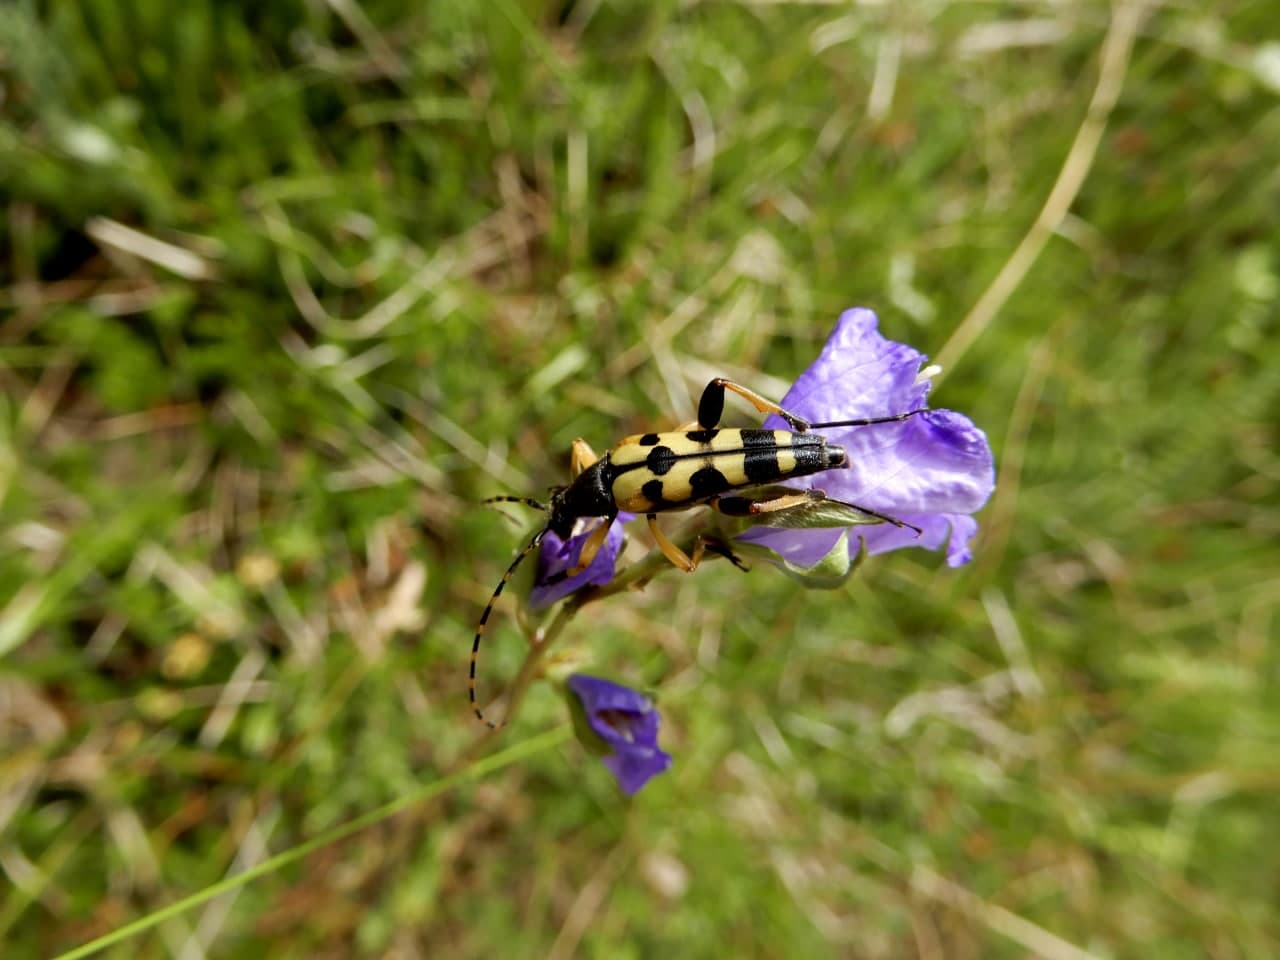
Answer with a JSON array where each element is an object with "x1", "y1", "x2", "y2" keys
[
  {"x1": 546, "y1": 486, "x2": 577, "y2": 539},
  {"x1": 546, "y1": 460, "x2": 615, "y2": 539}
]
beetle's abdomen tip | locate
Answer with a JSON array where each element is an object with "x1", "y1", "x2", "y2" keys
[{"x1": 827, "y1": 445, "x2": 848, "y2": 469}]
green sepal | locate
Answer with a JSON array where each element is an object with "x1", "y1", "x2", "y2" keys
[
  {"x1": 563, "y1": 684, "x2": 612, "y2": 757},
  {"x1": 733, "y1": 530, "x2": 866, "y2": 590},
  {"x1": 732, "y1": 487, "x2": 888, "y2": 530}
]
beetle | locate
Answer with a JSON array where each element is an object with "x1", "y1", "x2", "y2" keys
[{"x1": 470, "y1": 377, "x2": 928, "y2": 727}]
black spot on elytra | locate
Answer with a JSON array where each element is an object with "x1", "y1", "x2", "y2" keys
[
  {"x1": 646, "y1": 445, "x2": 676, "y2": 476},
  {"x1": 641, "y1": 479, "x2": 666, "y2": 506},
  {"x1": 743, "y1": 447, "x2": 781, "y2": 484},
  {"x1": 638, "y1": 433, "x2": 661, "y2": 446},
  {"x1": 689, "y1": 466, "x2": 730, "y2": 499},
  {"x1": 740, "y1": 430, "x2": 781, "y2": 482},
  {"x1": 685, "y1": 429, "x2": 719, "y2": 444}
]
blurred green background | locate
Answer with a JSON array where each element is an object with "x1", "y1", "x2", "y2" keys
[{"x1": 2, "y1": 0, "x2": 1279, "y2": 957}]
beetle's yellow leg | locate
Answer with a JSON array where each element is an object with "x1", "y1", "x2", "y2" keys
[
  {"x1": 711, "y1": 490, "x2": 819, "y2": 515},
  {"x1": 570, "y1": 438, "x2": 599, "y2": 479},
  {"x1": 698, "y1": 378, "x2": 810, "y2": 431},
  {"x1": 646, "y1": 514, "x2": 706, "y2": 573},
  {"x1": 567, "y1": 513, "x2": 616, "y2": 575}
]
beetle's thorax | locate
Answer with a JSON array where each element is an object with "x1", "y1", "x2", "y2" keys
[{"x1": 548, "y1": 456, "x2": 615, "y2": 537}]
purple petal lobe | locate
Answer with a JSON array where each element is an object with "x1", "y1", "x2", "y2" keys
[
  {"x1": 602, "y1": 750, "x2": 672, "y2": 796},
  {"x1": 567, "y1": 674, "x2": 672, "y2": 795},
  {"x1": 529, "y1": 515, "x2": 631, "y2": 609},
  {"x1": 738, "y1": 525, "x2": 842, "y2": 570},
  {"x1": 857, "y1": 512, "x2": 979, "y2": 567},
  {"x1": 813, "y1": 409, "x2": 995, "y2": 516},
  {"x1": 764, "y1": 308, "x2": 931, "y2": 427},
  {"x1": 742, "y1": 309, "x2": 995, "y2": 566}
]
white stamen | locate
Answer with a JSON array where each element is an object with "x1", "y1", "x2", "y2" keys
[{"x1": 916, "y1": 364, "x2": 942, "y2": 385}]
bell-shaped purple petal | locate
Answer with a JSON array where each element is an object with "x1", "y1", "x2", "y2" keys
[
  {"x1": 530, "y1": 515, "x2": 632, "y2": 609},
  {"x1": 567, "y1": 674, "x2": 672, "y2": 795},
  {"x1": 739, "y1": 309, "x2": 994, "y2": 568}
]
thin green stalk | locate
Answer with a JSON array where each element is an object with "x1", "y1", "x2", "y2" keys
[{"x1": 51, "y1": 726, "x2": 570, "y2": 960}]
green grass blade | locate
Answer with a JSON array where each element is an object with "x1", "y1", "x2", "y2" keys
[{"x1": 50, "y1": 727, "x2": 570, "y2": 960}]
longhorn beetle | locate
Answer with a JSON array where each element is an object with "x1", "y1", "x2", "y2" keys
[{"x1": 471, "y1": 378, "x2": 928, "y2": 728}]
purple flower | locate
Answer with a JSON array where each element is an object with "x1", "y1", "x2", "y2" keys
[
  {"x1": 529, "y1": 515, "x2": 632, "y2": 609},
  {"x1": 567, "y1": 674, "x2": 672, "y2": 795},
  {"x1": 738, "y1": 308, "x2": 995, "y2": 569}
]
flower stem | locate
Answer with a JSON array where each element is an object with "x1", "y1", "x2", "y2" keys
[{"x1": 475, "y1": 519, "x2": 729, "y2": 733}]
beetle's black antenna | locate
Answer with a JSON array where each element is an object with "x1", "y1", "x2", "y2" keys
[
  {"x1": 470, "y1": 529, "x2": 547, "y2": 729},
  {"x1": 806, "y1": 409, "x2": 929, "y2": 430},
  {"x1": 483, "y1": 495, "x2": 548, "y2": 511}
]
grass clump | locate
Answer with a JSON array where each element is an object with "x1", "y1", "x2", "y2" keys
[{"x1": 2, "y1": 1, "x2": 1278, "y2": 957}]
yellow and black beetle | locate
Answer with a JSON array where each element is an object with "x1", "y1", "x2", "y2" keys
[{"x1": 471, "y1": 378, "x2": 927, "y2": 727}]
